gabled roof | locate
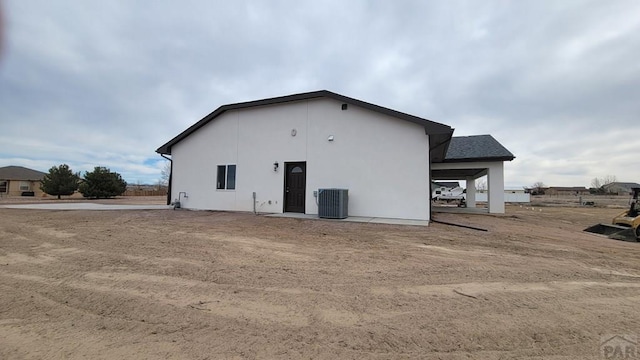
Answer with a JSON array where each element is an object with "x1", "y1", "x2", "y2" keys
[
  {"x1": 156, "y1": 90, "x2": 454, "y2": 161},
  {"x1": 604, "y1": 182, "x2": 640, "y2": 189},
  {"x1": 0, "y1": 166, "x2": 46, "y2": 181},
  {"x1": 443, "y1": 135, "x2": 515, "y2": 163}
]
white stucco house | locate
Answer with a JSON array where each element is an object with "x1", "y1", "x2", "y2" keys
[{"x1": 156, "y1": 91, "x2": 514, "y2": 221}]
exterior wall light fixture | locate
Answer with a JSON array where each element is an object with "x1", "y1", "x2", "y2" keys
[{"x1": 273, "y1": 162, "x2": 279, "y2": 172}]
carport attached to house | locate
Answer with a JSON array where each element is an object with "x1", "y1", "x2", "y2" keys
[{"x1": 431, "y1": 135, "x2": 515, "y2": 213}]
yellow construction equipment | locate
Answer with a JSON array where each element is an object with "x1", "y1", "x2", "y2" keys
[{"x1": 584, "y1": 187, "x2": 640, "y2": 242}]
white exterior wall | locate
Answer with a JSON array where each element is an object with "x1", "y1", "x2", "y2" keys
[{"x1": 171, "y1": 98, "x2": 432, "y2": 220}]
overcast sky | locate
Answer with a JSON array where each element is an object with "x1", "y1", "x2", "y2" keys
[{"x1": 1, "y1": 1, "x2": 639, "y2": 187}]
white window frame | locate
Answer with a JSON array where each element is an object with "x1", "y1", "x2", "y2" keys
[{"x1": 216, "y1": 164, "x2": 236, "y2": 190}]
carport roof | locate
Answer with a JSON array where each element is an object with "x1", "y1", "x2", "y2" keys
[
  {"x1": 431, "y1": 168, "x2": 488, "y2": 180},
  {"x1": 432, "y1": 135, "x2": 514, "y2": 179},
  {"x1": 443, "y1": 135, "x2": 515, "y2": 163}
]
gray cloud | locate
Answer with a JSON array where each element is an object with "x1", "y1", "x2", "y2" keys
[{"x1": 1, "y1": 0, "x2": 639, "y2": 186}]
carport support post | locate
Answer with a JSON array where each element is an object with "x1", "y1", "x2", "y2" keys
[
  {"x1": 465, "y1": 177, "x2": 476, "y2": 208},
  {"x1": 487, "y1": 162, "x2": 505, "y2": 213}
]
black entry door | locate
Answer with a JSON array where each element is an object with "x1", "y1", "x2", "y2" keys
[{"x1": 284, "y1": 162, "x2": 306, "y2": 213}]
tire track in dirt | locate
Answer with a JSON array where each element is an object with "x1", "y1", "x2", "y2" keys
[
  {"x1": 371, "y1": 280, "x2": 640, "y2": 297},
  {"x1": 1, "y1": 264, "x2": 418, "y2": 331}
]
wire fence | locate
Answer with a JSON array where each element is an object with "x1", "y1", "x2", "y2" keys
[{"x1": 123, "y1": 189, "x2": 167, "y2": 197}]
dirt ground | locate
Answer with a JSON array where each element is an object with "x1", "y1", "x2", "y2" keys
[{"x1": 1, "y1": 197, "x2": 639, "y2": 359}]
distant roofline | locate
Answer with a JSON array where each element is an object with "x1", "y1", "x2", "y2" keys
[
  {"x1": 0, "y1": 165, "x2": 47, "y2": 180},
  {"x1": 604, "y1": 182, "x2": 640, "y2": 187}
]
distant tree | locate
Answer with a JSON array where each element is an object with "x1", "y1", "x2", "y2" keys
[
  {"x1": 602, "y1": 175, "x2": 617, "y2": 190},
  {"x1": 591, "y1": 175, "x2": 617, "y2": 194},
  {"x1": 475, "y1": 179, "x2": 487, "y2": 192},
  {"x1": 531, "y1": 181, "x2": 546, "y2": 195},
  {"x1": 40, "y1": 164, "x2": 80, "y2": 199},
  {"x1": 160, "y1": 161, "x2": 171, "y2": 186},
  {"x1": 78, "y1": 167, "x2": 127, "y2": 199},
  {"x1": 603, "y1": 175, "x2": 617, "y2": 184}
]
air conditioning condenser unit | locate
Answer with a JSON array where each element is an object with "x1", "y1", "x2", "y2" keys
[{"x1": 318, "y1": 188, "x2": 348, "y2": 219}]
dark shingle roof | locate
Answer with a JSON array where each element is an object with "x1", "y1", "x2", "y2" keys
[
  {"x1": 156, "y1": 90, "x2": 454, "y2": 161},
  {"x1": 0, "y1": 166, "x2": 47, "y2": 180},
  {"x1": 444, "y1": 135, "x2": 515, "y2": 163}
]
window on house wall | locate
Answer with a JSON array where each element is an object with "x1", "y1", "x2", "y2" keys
[
  {"x1": 20, "y1": 182, "x2": 31, "y2": 191},
  {"x1": 217, "y1": 166, "x2": 226, "y2": 189},
  {"x1": 227, "y1": 165, "x2": 236, "y2": 190},
  {"x1": 0, "y1": 181, "x2": 7, "y2": 193},
  {"x1": 217, "y1": 165, "x2": 236, "y2": 190}
]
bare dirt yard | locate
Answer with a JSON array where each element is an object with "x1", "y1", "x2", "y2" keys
[{"x1": 1, "y1": 197, "x2": 639, "y2": 359}]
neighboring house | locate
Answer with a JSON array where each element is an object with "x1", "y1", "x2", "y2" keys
[
  {"x1": 0, "y1": 166, "x2": 46, "y2": 197},
  {"x1": 603, "y1": 182, "x2": 640, "y2": 195},
  {"x1": 156, "y1": 90, "x2": 515, "y2": 220},
  {"x1": 546, "y1": 187, "x2": 590, "y2": 196}
]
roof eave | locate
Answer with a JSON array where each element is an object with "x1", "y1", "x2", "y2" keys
[
  {"x1": 429, "y1": 129, "x2": 455, "y2": 163},
  {"x1": 442, "y1": 156, "x2": 516, "y2": 163}
]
